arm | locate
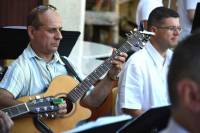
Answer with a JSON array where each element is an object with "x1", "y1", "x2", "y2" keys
[
  {"x1": 186, "y1": 0, "x2": 199, "y2": 23},
  {"x1": 0, "y1": 89, "x2": 19, "y2": 109},
  {"x1": 82, "y1": 52, "x2": 127, "y2": 108},
  {"x1": 0, "y1": 64, "x2": 25, "y2": 109},
  {"x1": 117, "y1": 56, "x2": 144, "y2": 117},
  {"x1": 187, "y1": 9, "x2": 195, "y2": 23},
  {"x1": 122, "y1": 108, "x2": 144, "y2": 118}
]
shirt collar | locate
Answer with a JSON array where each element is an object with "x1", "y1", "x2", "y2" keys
[
  {"x1": 24, "y1": 43, "x2": 64, "y2": 65},
  {"x1": 145, "y1": 41, "x2": 172, "y2": 68}
]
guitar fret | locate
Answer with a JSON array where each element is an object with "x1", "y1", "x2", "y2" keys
[
  {"x1": 121, "y1": 46, "x2": 128, "y2": 52},
  {"x1": 96, "y1": 67, "x2": 104, "y2": 76},
  {"x1": 69, "y1": 88, "x2": 78, "y2": 102},
  {"x1": 67, "y1": 31, "x2": 146, "y2": 102},
  {"x1": 91, "y1": 71, "x2": 99, "y2": 79},
  {"x1": 1, "y1": 103, "x2": 29, "y2": 118},
  {"x1": 85, "y1": 78, "x2": 94, "y2": 85},
  {"x1": 103, "y1": 61, "x2": 110, "y2": 69},
  {"x1": 93, "y1": 69, "x2": 101, "y2": 78},
  {"x1": 86, "y1": 76, "x2": 96, "y2": 85},
  {"x1": 73, "y1": 88, "x2": 82, "y2": 97},
  {"x1": 68, "y1": 95, "x2": 76, "y2": 102},
  {"x1": 83, "y1": 81, "x2": 91, "y2": 88},
  {"x1": 76, "y1": 84, "x2": 89, "y2": 97},
  {"x1": 120, "y1": 44, "x2": 130, "y2": 52},
  {"x1": 89, "y1": 74, "x2": 97, "y2": 82},
  {"x1": 102, "y1": 64, "x2": 108, "y2": 71}
]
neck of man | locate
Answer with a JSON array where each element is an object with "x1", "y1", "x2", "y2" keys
[
  {"x1": 31, "y1": 45, "x2": 54, "y2": 62},
  {"x1": 172, "y1": 108, "x2": 200, "y2": 133},
  {"x1": 38, "y1": 53, "x2": 54, "y2": 62},
  {"x1": 150, "y1": 39, "x2": 168, "y2": 58}
]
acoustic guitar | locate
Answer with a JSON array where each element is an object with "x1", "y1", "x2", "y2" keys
[{"x1": 3, "y1": 30, "x2": 151, "y2": 133}]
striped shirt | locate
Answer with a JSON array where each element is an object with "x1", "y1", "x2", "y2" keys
[{"x1": 0, "y1": 45, "x2": 82, "y2": 98}]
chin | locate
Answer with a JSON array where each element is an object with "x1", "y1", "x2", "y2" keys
[
  {"x1": 51, "y1": 48, "x2": 58, "y2": 53},
  {"x1": 169, "y1": 43, "x2": 177, "y2": 49}
]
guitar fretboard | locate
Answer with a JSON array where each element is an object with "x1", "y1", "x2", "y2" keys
[
  {"x1": 67, "y1": 31, "x2": 144, "y2": 103},
  {"x1": 1, "y1": 103, "x2": 29, "y2": 118}
]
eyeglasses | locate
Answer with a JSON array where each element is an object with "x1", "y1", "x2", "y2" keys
[
  {"x1": 156, "y1": 26, "x2": 182, "y2": 33},
  {"x1": 32, "y1": 5, "x2": 57, "y2": 12}
]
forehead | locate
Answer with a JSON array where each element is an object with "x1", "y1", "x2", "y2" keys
[
  {"x1": 160, "y1": 17, "x2": 180, "y2": 26},
  {"x1": 38, "y1": 10, "x2": 62, "y2": 27}
]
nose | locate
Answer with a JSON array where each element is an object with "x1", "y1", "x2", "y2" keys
[
  {"x1": 55, "y1": 30, "x2": 63, "y2": 40},
  {"x1": 173, "y1": 28, "x2": 180, "y2": 36}
]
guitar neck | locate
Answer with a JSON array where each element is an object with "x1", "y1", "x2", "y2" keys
[
  {"x1": 68, "y1": 32, "x2": 143, "y2": 102},
  {"x1": 1, "y1": 103, "x2": 29, "y2": 118}
]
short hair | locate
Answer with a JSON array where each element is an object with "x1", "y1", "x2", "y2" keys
[
  {"x1": 27, "y1": 5, "x2": 57, "y2": 28},
  {"x1": 168, "y1": 32, "x2": 200, "y2": 108},
  {"x1": 147, "y1": 7, "x2": 179, "y2": 30}
]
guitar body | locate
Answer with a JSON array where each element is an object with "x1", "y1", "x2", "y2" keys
[{"x1": 12, "y1": 75, "x2": 91, "y2": 133}]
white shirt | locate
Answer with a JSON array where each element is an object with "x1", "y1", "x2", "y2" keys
[
  {"x1": 177, "y1": 0, "x2": 200, "y2": 40},
  {"x1": 116, "y1": 42, "x2": 172, "y2": 115},
  {"x1": 160, "y1": 118, "x2": 189, "y2": 133},
  {"x1": 136, "y1": 0, "x2": 163, "y2": 27}
]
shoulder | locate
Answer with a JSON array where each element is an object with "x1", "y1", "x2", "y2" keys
[
  {"x1": 186, "y1": 0, "x2": 199, "y2": 9},
  {"x1": 62, "y1": 56, "x2": 84, "y2": 80},
  {"x1": 127, "y1": 47, "x2": 149, "y2": 64},
  {"x1": 6, "y1": 49, "x2": 33, "y2": 77}
]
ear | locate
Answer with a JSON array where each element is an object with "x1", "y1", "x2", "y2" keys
[
  {"x1": 177, "y1": 79, "x2": 200, "y2": 113},
  {"x1": 149, "y1": 26, "x2": 158, "y2": 35},
  {"x1": 27, "y1": 26, "x2": 35, "y2": 40}
]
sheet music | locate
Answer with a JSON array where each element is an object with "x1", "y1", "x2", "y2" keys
[{"x1": 64, "y1": 115, "x2": 132, "y2": 133}]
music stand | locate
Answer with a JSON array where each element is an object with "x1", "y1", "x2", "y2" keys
[
  {"x1": 191, "y1": 3, "x2": 200, "y2": 33},
  {"x1": 117, "y1": 106, "x2": 170, "y2": 133},
  {"x1": 77, "y1": 118, "x2": 130, "y2": 133},
  {"x1": 64, "y1": 115, "x2": 132, "y2": 133},
  {"x1": 0, "y1": 27, "x2": 80, "y2": 59}
]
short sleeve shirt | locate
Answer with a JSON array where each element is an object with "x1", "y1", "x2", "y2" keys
[{"x1": 116, "y1": 41, "x2": 172, "y2": 115}]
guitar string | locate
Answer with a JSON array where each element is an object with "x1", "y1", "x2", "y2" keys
[{"x1": 69, "y1": 32, "x2": 144, "y2": 102}]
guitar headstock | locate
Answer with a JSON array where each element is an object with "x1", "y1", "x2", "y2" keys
[
  {"x1": 125, "y1": 29, "x2": 154, "y2": 52},
  {"x1": 27, "y1": 96, "x2": 64, "y2": 114},
  {"x1": 139, "y1": 30, "x2": 155, "y2": 43}
]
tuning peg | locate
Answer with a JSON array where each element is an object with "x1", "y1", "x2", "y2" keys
[
  {"x1": 50, "y1": 106, "x2": 55, "y2": 110},
  {"x1": 39, "y1": 114, "x2": 43, "y2": 118},
  {"x1": 130, "y1": 30, "x2": 134, "y2": 34},
  {"x1": 126, "y1": 32, "x2": 133, "y2": 38},
  {"x1": 44, "y1": 113, "x2": 49, "y2": 118},
  {"x1": 50, "y1": 114, "x2": 55, "y2": 119},
  {"x1": 133, "y1": 28, "x2": 138, "y2": 31},
  {"x1": 35, "y1": 95, "x2": 41, "y2": 99},
  {"x1": 46, "y1": 97, "x2": 51, "y2": 101},
  {"x1": 35, "y1": 108, "x2": 40, "y2": 113},
  {"x1": 43, "y1": 106, "x2": 47, "y2": 111},
  {"x1": 139, "y1": 30, "x2": 155, "y2": 36}
]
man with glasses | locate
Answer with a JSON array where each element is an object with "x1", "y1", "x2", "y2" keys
[
  {"x1": 116, "y1": 7, "x2": 180, "y2": 117},
  {"x1": 0, "y1": 4, "x2": 127, "y2": 121}
]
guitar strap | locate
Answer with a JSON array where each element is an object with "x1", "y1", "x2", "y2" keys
[{"x1": 60, "y1": 56, "x2": 82, "y2": 82}]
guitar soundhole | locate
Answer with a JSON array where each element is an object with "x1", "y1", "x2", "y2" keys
[{"x1": 65, "y1": 98, "x2": 74, "y2": 114}]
